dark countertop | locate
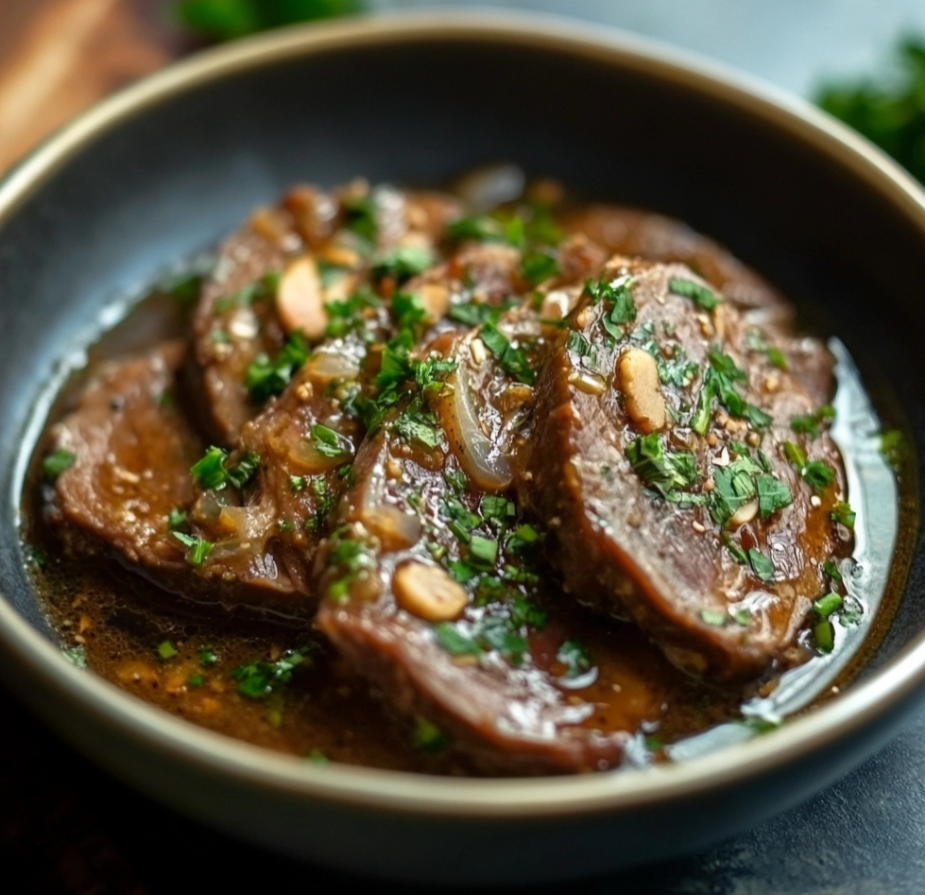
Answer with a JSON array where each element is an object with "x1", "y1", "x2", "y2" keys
[
  {"x1": 5, "y1": 678, "x2": 925, "y2": 894},
  {"x1": 3, "y1": 3, "x2": 925, "y2": 892}
]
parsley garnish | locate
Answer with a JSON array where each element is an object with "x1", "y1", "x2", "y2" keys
[
  {"x1": 413, "y1": 716, "x2": 449, "y2": 753},
  {"x1": 790, "y1": 405, "x2": 835, "y2": 439},
  {"x1": 625, "y1": 433, "x2": 698, "y2": 497},
  {"x1": 43, "y1": 448, "x2": 76, "y2": 481},
  {"x1": 668, "y1": 276, "x2": 722, "y2": 310},
  {"x1": 324, "y1": 289, "x2": 380, "y2": 339},
  {"x1": 557, "y1": 639, "x2": 593, "y2": 678},
  {"x1": 748, "y1": 549, "x2": 775, "y2": 583},
  {"x1": 831, "y1": 501, "x2": 856, "y2": 529},
  {"x1": 245, "y1": 331, "x2": 310, "y2": 403},
  {"x1": 157, "y1": 640, "x2": 178, "y2": 660},
  {"x1": 63, "y1": 645, "x2": 87, "y2": 668},
  {"x1": 813, "y1": 592, "x2": 844, "y2": 618},
  {"x1": 691, "y1": 350, "x2": 771, "y2": 435},
  {"x1": 756, "y1": 473, "x2": 793, "y2": 518},
  {"x1": 167, "y1": 508, "x2": 188, "y2": 531},
  {"x1": 172, "y1": 532, "x2": 214, "y2": 566},
  {"x1": 519, "y1": 250, "x2": 560, "y2": 286},
  {"x1": 480, "y1": 317, "x2": 535, "y2": 384},
  {"x1": 311, "y1": 424, "x2": 350, "y2": 459},
  {"x1": 782, "y1": 442, "x2": 835, "y2": 494},
  {"x1": 191, "y1": 447, "x2": 260, "y2": 490},
  {"x1": 879, "y1": 428, "x2": 908, "y2": 474},
  {"x1": 231, "y1": 647, "x2": 311, "y2": 699},
  {"x1": 709, "y1": 455, "x2": 764, "y2": 527},
  {"x1": 371, "y1": 247, "x2": 434, "y2": 284}
]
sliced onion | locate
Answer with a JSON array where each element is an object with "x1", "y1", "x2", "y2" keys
[
  {"x1": 304, "y1": 347, "x2": 360, "y2": 384},
  {"x1": 438, "y1": 350, "x2": 513, "y2": 491}
]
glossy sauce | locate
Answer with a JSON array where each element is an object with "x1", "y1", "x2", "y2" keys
[{"x1": 20, "y1": 179, "x2": 908, "y2": 775}]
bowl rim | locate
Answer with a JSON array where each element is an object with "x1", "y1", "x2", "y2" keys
[{"x1": 1, "y1": 8, "x2": 923, "y2": 821}]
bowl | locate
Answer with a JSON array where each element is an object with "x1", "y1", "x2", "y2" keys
[{"x1": 0, "y1": 11, "x2": 923, "y2": 885}]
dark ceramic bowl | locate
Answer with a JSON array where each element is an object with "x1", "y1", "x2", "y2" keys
[{"x1": 0, "y1": 11, "x2": 922, "y2": 885}]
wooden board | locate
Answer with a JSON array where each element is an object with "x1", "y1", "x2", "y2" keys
[{"x1": 0, "y1": 0, "x2": 188, "y2": 174}]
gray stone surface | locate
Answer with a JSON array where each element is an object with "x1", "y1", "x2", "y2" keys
[{"x1": 378, "y1": 0, "x2": 925, "y2": 97}]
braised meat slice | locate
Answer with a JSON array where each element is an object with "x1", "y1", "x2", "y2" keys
[
  {"x1": 520, "y1": 256, "x2": 852, "y2": 681},
  {"x1": 42, "y1": 343, "x2": 299, "y2": 614},
  {"x1": 179, "y1": 240, "x2": 529, "y2": 611},
  {"x1": 192, "y1": 182, "x2": 461, "y2": 444},
  {"x1": 559, "y1": 204, "x2": 790, "y2": 320},
  {"x1": 314, "y1": 370, "x2": 631, "y2": 775}
]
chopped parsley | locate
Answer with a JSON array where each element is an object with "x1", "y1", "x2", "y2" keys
[
  {"x1": 63, "y1": 645, "x2": 87, "y2": 668},
  {"x1": 709, "y1": 455, "x2": 767, "y2": 527},
  {"x1": 790, "y1": 405, "x2": 835, "y2": 439},
  {"x1": 311, "y1": 423, "x2": 351, "y2": 460},
  {"x1": 587, "y1": 274, "x2": 637, "y2": 340},
  {"x1": 172, "y1": 532, "x2": 214, "y2": 566},
  {"x1": 756, "y1": 473, "x2": 793, "y2": 518},
  {"x1": 520, "y1": 250, "x2": 560, "y2": 286},
  {"x1": 831, "y1": 501, "x2": 857, "y2": 529},
  {"x1": 157, "y1": 640, "x2": 178, "y2": 660},
  {"x1": 556, "y1": 639, "x2": 593, "y2": 678},
  {"x1": 371, "y1": 247, "x2": 435, "y2": 284},
  {"x1": 802, "y1": 461, "x2": 835, "y2": 492},
  {"x1": 813, "y1": 592, "x2": 844, "y2": 618},
  {"x1": 668, "y1": 276, "x2": 722, "y2": 310},
  {"x1": 480, "y1": 317, "x2": 535, "y2": 384},
  {"x1": 231, "y1": 647, "x2": 312, "y2": 700},
  {"x1": 691, "y1": 350, "x2": 771, "y2": 435},
  {"x1": 342, "y1": 191, "x2": 379, "y2": 246},
  {"x1": 447, "y1": 300, "x2": 496, "y2": 327},
  {"x1": 625, "y1": 433, "x2": 698, "y2": 497},
  {"x1": 782, "y1": 442, "x2": 835, "y2": 494},
  {"x1": 43, "y1": 448, "x2": 76, "y2": 481},
  {"x1": 700, "y1": 609, "x2": 728, "y2": 627},
  {"x1": 747, "y1": 549, "x2": 775, "y2": 583},
  {"x1": 879, "y1": 428, "x2": 908, "y2": 474},
  {"x1": 324, "y1": 528, "x2": 374, "y2": 602},
  {"x1": 167, "y1": 508, "x2": 188, "y2": 531},
  {"x1": 304, "y1": 476, "x2": 336, "y2": 533},
  {"x1": 324, "y1": 289, "x2": 380, "y2": 339},
  {"x1": 413, "y1": 716, "x2": 449, "y2": 753},
  {"x1": 245, "y1": 331, "x2": 310, "y2": 403},
  {"x1": 191, "y1": 446, "x2": 260, "y2": 490}
]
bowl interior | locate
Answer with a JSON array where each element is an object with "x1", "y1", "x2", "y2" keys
[{"x1": 0, "y1": 15, "x2": 923, "y2": 879}]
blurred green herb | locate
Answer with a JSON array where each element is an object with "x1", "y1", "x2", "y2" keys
[
  {"x1": 817, "y1": 36, "x2": 925, "y2": 182},
  {"x1": 173, "y1": 0, "x2": 365, "y2": 43}
]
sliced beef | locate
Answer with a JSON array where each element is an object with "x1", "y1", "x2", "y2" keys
[
  {"x1": 192, "y1": 183, "x2": 461, "y2": 445},
  {"x1": 181, "y1": 240, "x2": 527, "y2": 613},
  {"x1": 558, "y1": 204, "x2": 790, "y2": 320},
  {"x1": 42, "y1": 343, "x2": 303, "y2": 616},
  {"x1": 315, "y1": 403, "x2": 630, "y2": 775},
  {"x1": 315, "y1": 244, "x2": 634, "y2": 774},
  {"x1": 520, "y1": 256, "x2": 851, "y2": 681}
]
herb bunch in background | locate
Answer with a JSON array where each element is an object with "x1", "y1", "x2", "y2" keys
[
  {"x1": 173, "y1": 0, "x2": 366, "y2": 43},
  {"x1": 817, "y1": 36, "x2": 925, "y2": 183}
]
